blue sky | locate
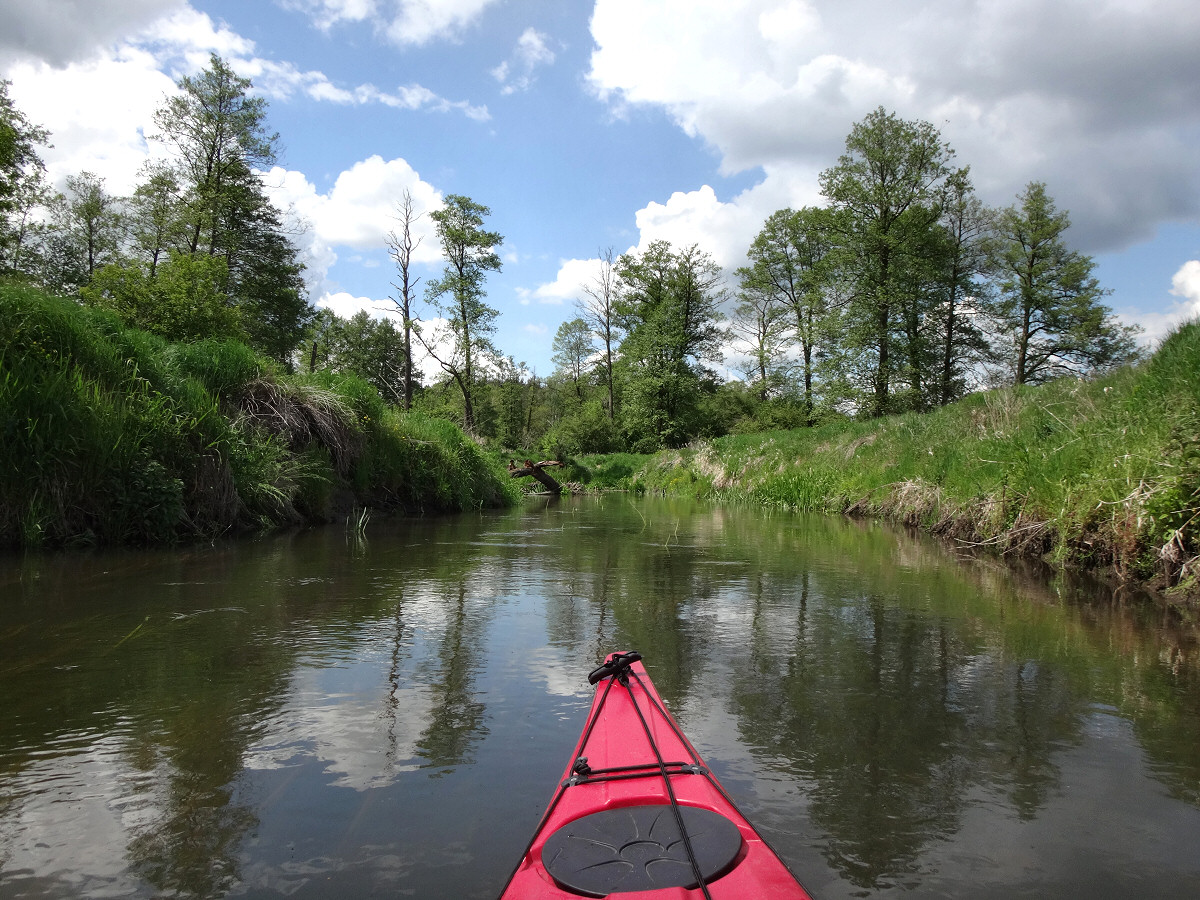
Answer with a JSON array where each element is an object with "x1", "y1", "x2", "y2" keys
[{"x1": 2, "y1": 0, "x2": 1198, "y2": 377}]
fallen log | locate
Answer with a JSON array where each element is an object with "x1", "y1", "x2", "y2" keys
[{"x1": 508, "y1": 458, "x2": 563, "y2": 494}]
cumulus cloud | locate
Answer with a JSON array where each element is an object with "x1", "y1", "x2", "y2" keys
[
  {"x1": 492, "y1": 28, "x2": 556, "y2": 95},
  {"x1": 0, "y1": 0, "x2": 184, "y2": 68},
  {"x1": 519, "y1": 257, "x2": 607, "y2": 306},
  {"x1": 261, "y1": 156, "x2": 443, "y2": 300},
  {"x1": 588, "y1": 0, "x2": 1200, "y2": 255}
]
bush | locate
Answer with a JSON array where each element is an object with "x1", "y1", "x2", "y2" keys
[{"x1": 1, "y1": 282, "x2": 517, "y2": 548}]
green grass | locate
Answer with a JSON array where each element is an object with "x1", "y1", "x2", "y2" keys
[
  {"x1": 631, "y1": 322, "x2": 1200, "y2": 604},
  {"x1": 1, "y1": 282, "x2": 517, "y2": 548}
]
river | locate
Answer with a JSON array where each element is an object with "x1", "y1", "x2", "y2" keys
[{"x1": 1, "y1": 495, "x2": 1198, "y2": 899}]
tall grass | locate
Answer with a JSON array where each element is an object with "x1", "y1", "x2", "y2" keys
[
  {"x1": 1, "y1": 282, "x2": 516, "y2": 549},
  {"x1": 636, "y1": 322, "x2": 1200, "y2": 602}
]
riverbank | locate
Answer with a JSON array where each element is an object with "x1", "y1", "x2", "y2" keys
[
  {"x1": 1, "y1": 283, "x2": 518, "y2": 549},
  {"x1": 586, "y1": 323, "x2": 1200, "y2": 611}
]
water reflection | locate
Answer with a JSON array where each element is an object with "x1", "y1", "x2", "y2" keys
[{"x1": 0, "y1": 498, "x2": 1198, "y2": 898}]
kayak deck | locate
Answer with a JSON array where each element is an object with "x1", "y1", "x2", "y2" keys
[{"x1": 498, "y1": 652, "x2": 812, "y2": 899}]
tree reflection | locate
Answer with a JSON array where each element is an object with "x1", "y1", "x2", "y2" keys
[
  {"x1": 414, "y1": 582, "x2": 489, "y2": 773},
  {"x1": 731, "y1": 576, "x2": 1086, "y2": 888}
]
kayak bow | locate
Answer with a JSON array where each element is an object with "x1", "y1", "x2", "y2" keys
[{"x1": 498, "y1": 651, "x2": 812, "y2": 899}]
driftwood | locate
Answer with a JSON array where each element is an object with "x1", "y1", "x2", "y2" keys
[{"x1": 508, "y1": 458, "x2": 563, "y2": 494}]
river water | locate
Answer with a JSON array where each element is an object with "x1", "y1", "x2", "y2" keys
[{"x1": 1, "y1": 496, "x2": 1198, "y2": 899}]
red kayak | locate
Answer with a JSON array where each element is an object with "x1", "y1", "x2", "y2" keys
[{"x1": 498, "y1": 651, "x2": 813, "y2": 899}]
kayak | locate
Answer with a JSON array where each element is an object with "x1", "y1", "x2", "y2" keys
[{"x1": 498, "y1": 651, "x2": 813, "y2": 899}]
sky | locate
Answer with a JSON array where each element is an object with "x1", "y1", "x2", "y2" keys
[{"x1": 2, "y1": 0, "x2": 1198, "y2": 378}]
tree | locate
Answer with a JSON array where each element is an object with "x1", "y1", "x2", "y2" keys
[
  {"x1": 578, "y1": 247, "x2": 620, "y2": 420},
  {"x1": 820, "y1": 108, "x2": 955, "y2": 416},
  {"x1": 82, "y1": 251, "x2": 242, "y2": 343},
  {"x1": 990, "y1": 182, "x2": 1140, "y2": 385},
  {"x1": 615, "y1": 241, "x2": 725, "y2": 449},
  {"x1": 385, "y1": 189, "x2": 422, "y2": 410},
  {"x1": 303, "y1": 308, "x2": 416, "y2": 405},
  {"x1": 727, "y1": 282, "x2": 791, "y2": 401},
  {"x1": 39, "y1": 171, "x2": 127, "y2": 294},
  {"x1": 147, "y1": 54, "x2": 310, "y2": 362},
  {"x1": 0, "y1": 79, "x2": 51, "y2": 276},
  {"x1": 152, "y1": 54, "x2": 278, "y2": 257},
  {"x1": 929, "y1": 168, "x2": 993, "y2": 405},
  {"x1": 551, "y1": 317, "x2": 595, "y2": 400},
  {"x1": 738, "y1": 207, "x2": 839, "y2": 415},
  {"x1": 422, "y1": 194, "x2": 503, "y2": 433},
  {"x1": 128, "y1": 162, "x2": 188, "y2": 276}
]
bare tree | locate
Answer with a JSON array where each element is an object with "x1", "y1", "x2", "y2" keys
[
  {"x1": 385, "y1": 189, "x2": 422, "y2": 410},
  {"x1": 578, "y1": 247, "x2": 619, "y2": 420}
]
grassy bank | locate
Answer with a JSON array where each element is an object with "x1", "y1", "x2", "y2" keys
[
  {"x1": 628, "y1": 323, "x2": 1200, "y2": 607},
  {"x1": 1, "y1": 282, "x2": 518, "y2": 549}
]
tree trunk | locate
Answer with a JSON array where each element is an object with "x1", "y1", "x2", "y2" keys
[{"x1": 510, "y1": 460, "x2": 562, "y2": 494}]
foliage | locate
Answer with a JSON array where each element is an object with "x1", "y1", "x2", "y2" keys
[
  {"x1": 304, "y1": 308, "x2": 413, "y2": 406},
  {"x1": 551, "y1": 317, "x2": 595, "y2": 399},
  {"x1": 0, "y1": 79, "x2": 51, "y2": 277},
  {"x1": 0, "y1": 282, "x2": 515, "y2": 549},
  {"x1": 990, "y1": 181, "x2": 1141, "y2": 385},
  {"x1": 819, "y1": 107, "x2": 957, "y2": 416},
  {"x1": 736, "y1": 206, "x2": 839, "y2": 412},
  {"x1": 614, "y1": 241, "x2": 726, "y2": 450},
  {"x1": 422, "y1": 193, "x2": 504, "y2": 432},
  {"x1": 82, "y1": 251, "x2": 245, "y2": 344}
]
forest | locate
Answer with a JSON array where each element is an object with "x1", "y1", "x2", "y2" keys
[{"x1": 2, "y1": 56, "x2": 1142, "y2": 460}]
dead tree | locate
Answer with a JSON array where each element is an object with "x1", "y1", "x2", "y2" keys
[{"x1": 509, "y1": 459, "x2": 563, "y2": 494}]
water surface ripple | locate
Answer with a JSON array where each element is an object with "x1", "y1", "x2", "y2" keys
[{"x1": 2, "y1": 496, "x2": 1199, "y2": 898}]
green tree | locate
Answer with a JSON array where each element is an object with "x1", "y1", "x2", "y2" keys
[
  {"x1": 0, "y1": 79, "x2": 51, "y2": 276},
  {"x1": 40, "y1": 171, "x2": 127, "y2": 294},
  {"x1": 306, "y1": 309, "x2": 410, "y2": 405},
  {"x1": 422, "y1": 194, "x2": 503, "y2": 433},
  {"x1": 128, "y1": 162, "x2": 188, "y2": 276},
  {"x1": 148, "y1": 54, "x2": 310, "y2": 362},
  {"x1": 727, "y1": 282, "x2": 791, "y2": 402},
  {"x1": 738, "y1": 207, "x2": 839, "y2": 415},
  {"x1": 820, "y1": 108, "x2": 955, "y2": 416},
  {"x1": 929, "y1": 169, "x2": 993, "y2": 405},
  {"x1": 152, "y1": 54, "x2": 278, "y2": 257},
  {"x1": 990, "y1": 182, "x2": 1141, "y2": 385},
  {"x1": 615, "y1": 241, "x2": 725, "y2": 449},
  {"x1": 82, "y1": 251, "x2": 242, "y2": 343},
  {"x1": 551, "y1": 317, "x2": 595, "y2": 400}
]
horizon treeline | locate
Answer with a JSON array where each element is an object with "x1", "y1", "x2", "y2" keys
[{"x1": 2, "y1": 60, "x2": 1142, "y2": 457}]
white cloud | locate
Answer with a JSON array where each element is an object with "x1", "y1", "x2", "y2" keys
[
  {"x1": 1172, "y1": 260, "x2": 1200, "y2": 309},
  {"x1": 240, "y1": 56, "x2": 491, "y2": 119},
  {"x1": 1115, "y1": 259, "x2": 1200, "y2": 347},
  {"x1": 588, "y1": 0, "x2": 1200, "y2": 254},
  {"x1": 492, "y1": 28, "x2": 556, "y2": 95},
  {"x1": 381, "y1": 0, "x2": 499, "y2": 46},
  {"x1": 522, "y1": 257, "x2": 606, "y2": 306},
  {"x1": 0, "y1": 0, "x2": 184, "y2": 68},
  {"x1": 261, "y1": 156, "x2": 443, "y2": 299},
  {"x1": 282, "y1": 0, "x2": 502, "y2": 45},
  {"x1": 4, "y1": 52, "x2": 175, "y2": 194},
  {"x1": 279, "y1": 0, "x2": 377, "y2": 32},
  {"x1": 1, "y1": 4, "x2": 489, "y2": 194}
]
